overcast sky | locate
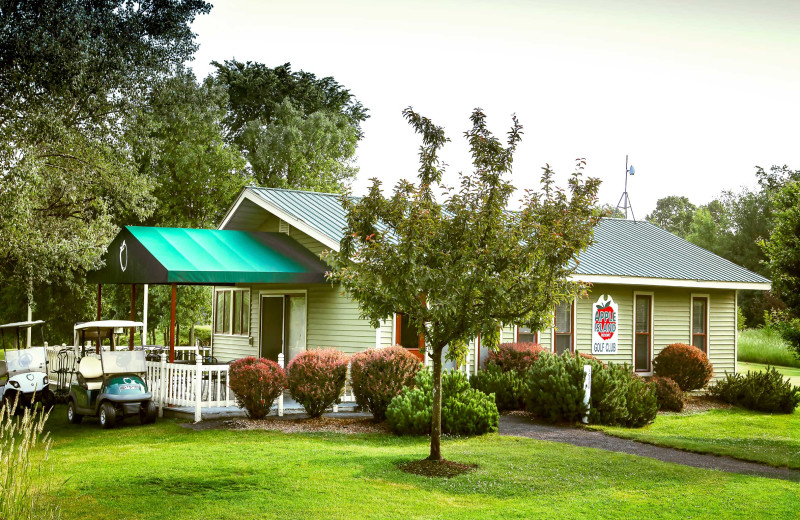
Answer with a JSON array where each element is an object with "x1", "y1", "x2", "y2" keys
[{"x1": 190, "y1": 0, "x2": 800, "y2": 215}]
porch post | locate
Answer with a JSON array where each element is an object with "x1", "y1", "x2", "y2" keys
[
  {"x1": 97, "y1": 284, "x2": 102, "y2": 320},
  {"x1": 142, "y1": 284, "x2": 149, "y2": 347},
  {"x1": 170, "y1": 283, "x2": 176, "y2": 363},
  {"x1": 158, "y1": 352, "x2": 166, "y2": 418},
  {"x1": 194, "y1": 355, "x2": 202, "y2": 423},
  {"x1": 129, "y1": 284, "x2": 136, "y2": 350}
]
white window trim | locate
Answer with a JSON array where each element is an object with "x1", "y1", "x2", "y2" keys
[
  {"x1": 551, "y1": 301, "x2": 575, "y2": 354},
  {"x1": 734, "y1": 291, "x2": 739, "y2": 374},
  {"x1": 690, "y1": 293, "x2": 711, "y2": 355},
  {"x1": 213, "y1": 287, "x2": 251, "y2": 337},
  {"x1": 257, "y1": 289, "x2": 309, "y2": 357},
  {"x1": 633, "y1": 291, "x2": 655, "y2": 374}
]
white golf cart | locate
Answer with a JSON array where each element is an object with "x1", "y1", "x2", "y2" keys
[
  {"x1": 0, "y1": 320, "x2": 55, "y2": 410},
  {"x1": 68, "y1": 321, "x2": 156, "y2": 428}
]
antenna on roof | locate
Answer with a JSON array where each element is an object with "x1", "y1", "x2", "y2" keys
[{"x1": 614, "y1": 155, "x2": 636, "y2": 220}]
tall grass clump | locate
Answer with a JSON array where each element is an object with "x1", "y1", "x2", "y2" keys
[
  {"x1": 738, "y1": 328, "x2": 800, "y2": 368},
  {"x1": 1, "y1": 399, "x2": 61, "y2": 519}
]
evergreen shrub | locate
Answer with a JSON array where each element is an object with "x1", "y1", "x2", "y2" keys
[
  {"x1": 229, "y1": 357, "x2": 286, "y2": 419},
  {"x1": 287, "y1": 349, "x2": 349, "y2": 418},
  {"x1": 653, "y1": 343, "x2": 713, "y2": 391},
  {"x1": 350, "y1": 346, "x2": 421, "y2": 420},
  {"x1": 470, "y1": 362, "x2": 526, "y2": 411},
  {"x1": 386, "y1": 370, "x2": 499, "y2": 436},
  {"x1": 710, "y1": 367, "x2": 800, "y2": 413},
  {"x1": 524, "y1": 353, "x2": 587, "y2": 422}
]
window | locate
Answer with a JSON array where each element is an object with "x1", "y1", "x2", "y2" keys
[
  {"x1": 554, "y1": 301, "x2": 573, "y2": 355},
  {"x1": 214, "y1": 288, "x2": 250, "y2": 335},
  {"x1": 635, "y1": 295, "x2": 652, "y2": 372},
  {"x1": 517, "y1": 326, "x2": 538, "y2": 344},
  {"x1": 692, "y1": 297, "x2": 708, "y2": 353}
]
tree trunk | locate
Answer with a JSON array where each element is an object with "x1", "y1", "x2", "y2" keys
[
  {"x1": 190, "y1": 323, "x2": 195, "y2": 346},
  {"x1": 428, "y1": 347, "x2": 444, "y2": 461}
]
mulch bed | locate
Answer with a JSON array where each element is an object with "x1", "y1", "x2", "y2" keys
[
  {"x1": 398, "y1": 459, "x2": 477, "y2": 478},
  {"x1": 678, "y1": 395, "x2": 732, "y2": 414},
  {"x1": 222, "y1": 416, "x2": 391, "y2": 434}
]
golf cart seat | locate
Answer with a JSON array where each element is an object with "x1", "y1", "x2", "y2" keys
[
  {"x1": 0, "y1": 360, "x2": 6, "y2": 379},
  {"x1": 79, "y1": 357, "x2": 103, "y2": 391}
]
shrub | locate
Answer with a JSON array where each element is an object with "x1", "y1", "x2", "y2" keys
[
  {"x1": 287, "y1": 349, "x2": 349, "y2": 418},
  {"x1": 350, "y1": 346, "x2": 421, "y2": 420},
  {"x1": 653, "y1": 343, "x2": 713, "y2": 391},
  {"x1": 470, "y1": 362, "x2": 526, "y2": 411},
  {"x1": 229, "y1": 357, "x2": 286, "y2": 419},
  {"x1": 587, "y1": 360, "x2": 630, "y2": 425},
  {"x1": 647, "y1": 376, "x2": 684, "y2": 412},
  {"x1": 386, "y1": 370, "x2": 499, "y2": 436},
  {"x1": 710, "y1": 367, "x2": 800, "y2": 413},
  {"x1": 488, "y1": 342, "x2": 546, "y2": 373},
  {"x1": 626, "y1": 376, "x2": 658, "y2": 427},
  {"x1": 578, "y1": 352, "x2": 603, "y2": 364},
  {"x1": 524, "y1": 353, "x2": 587, "y2": 422}
]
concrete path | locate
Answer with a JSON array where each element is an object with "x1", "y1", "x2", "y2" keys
[{"x1": 499, "y1": 414, "x2": 800, "y2": 482}]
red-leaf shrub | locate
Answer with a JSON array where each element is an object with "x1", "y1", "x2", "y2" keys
[
  {"x1": 578, "y1": 352, "x2": 604, "y2": 365},
  {"x1": 653, "y1": 343, "x2": 713, "y2": 391},
  {"x1": 488, "y1": 342, "x2": 546, "y2": 373},
  {"x1": 229, "y1": 357, "x2": 286, "y2": 419},
  {"x1": 287, "y1": 349, "x2": 349, "y2": 417},
  {"x1": 350, "y1": 346, "x2": 421, "y2": 420},
  {"x1": 647, "y1": 376, "x2": 684, "y2": 412}
]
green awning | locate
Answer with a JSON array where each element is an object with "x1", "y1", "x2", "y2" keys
[{"x1": 87, "y1": 226, "x2": 330, "y2": 285}]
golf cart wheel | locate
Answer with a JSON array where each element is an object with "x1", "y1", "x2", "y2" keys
[
  {"x1": 39, "y1": 389, "x2": 55, "y2": 411},
  {"x1": 67, "y1": 400, "x2": 83, "y2": 424},
  {"x1": 140, "y1": 401, "x2": 157, "y2": 425},
  {"x1": 99, "y1": 402, "x2": 116, "y2": 429}
]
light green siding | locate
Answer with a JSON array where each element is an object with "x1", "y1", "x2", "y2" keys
[
  {"x1": 380, "y1": 318, "x2": 394, "y2": 347},
  {"x1": 534, "y1": 284, "x2": 736, "y2": 381}
]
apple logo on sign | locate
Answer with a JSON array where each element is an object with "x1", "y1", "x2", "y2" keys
[{"x1": 120, "y1": 240, "x2": 128, "y2": 272}]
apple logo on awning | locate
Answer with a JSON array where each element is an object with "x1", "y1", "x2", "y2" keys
[{"x1": 120, "y1": 240, "x2": 128, "y2": 272}]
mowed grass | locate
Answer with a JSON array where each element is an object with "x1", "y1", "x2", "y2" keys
[
  {"x1": 32, "y1": 406, "x2": 800, "y2": 520},
  {"x1": 594, "y1": 406, "x2": 800, "y2": 469},
  {"x1": 742, "y1": 362, "x2": 800, "y2": 386},
  {"x1": 738, "y1": 328, "x2": 800, "y2": 368}
]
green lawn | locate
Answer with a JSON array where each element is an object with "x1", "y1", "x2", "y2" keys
[
  {"x1": 738, "y1": 328, "x2": 800, "y2": 368},
  {"x1": 593, "y1": 406, "x2": 800, "y2": 470},
  {"x1": 742, "y1": 362, "x2": 800, "y2": 386},
  {"x1": 32, "y1": 407, "x2": 800, "y2": 519}
]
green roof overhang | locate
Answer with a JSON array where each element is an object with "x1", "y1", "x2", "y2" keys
[{"x1": 87, "y1": 226, "x2": 330, "y2": 285}]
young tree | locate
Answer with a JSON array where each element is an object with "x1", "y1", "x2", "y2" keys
[{"x1": 327, "y1": 108, "x2": 601, "y2": 461}]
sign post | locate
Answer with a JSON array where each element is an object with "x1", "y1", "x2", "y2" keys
[
  {"x1": 582, "y1": 365, "x2": 591, "y2": 424},
  {"x1": 592, "y1": 295, "x2": 619, "y2": 355}
]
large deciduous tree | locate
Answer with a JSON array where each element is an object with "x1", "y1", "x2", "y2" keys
[
  {"x1": 646, "y1": 196, "x2": 696, "y2": 237},
  {"x1": 0, "y1": 0, "x2": 210, "y2": 326},
  {"x1": 327, "y1": 108, "x2": 601, "y2": 461},
  {"x1": 212, "y1": 60, "x2": 368, "y2": 192}
]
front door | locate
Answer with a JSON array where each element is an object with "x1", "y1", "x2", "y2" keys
[{"x1": 260, "y1": 296, "x2": 284, "y2": 362}]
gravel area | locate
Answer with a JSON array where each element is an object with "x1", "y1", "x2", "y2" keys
[{"x1": 499, "y1": 414, "x2": 800, "y2": 482}]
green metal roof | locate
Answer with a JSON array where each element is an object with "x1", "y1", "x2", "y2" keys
[
  {"x1": 572, "y1": 219, "x2": 769, "y2": 284},
  {"x1": 87, "y1": 226, "x2": 329, "y2": 285},
  {"x1": 245, "y1": 188, "x2": 769, "y2": 286}
]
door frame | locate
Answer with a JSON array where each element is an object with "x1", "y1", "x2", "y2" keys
[{"x1": 258, "y1": 290, "x2": 308, "y2": 361}]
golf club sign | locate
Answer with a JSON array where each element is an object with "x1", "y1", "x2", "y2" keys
[{"x1": 592, "y1": 295, "x2": 618, "y2": 355}]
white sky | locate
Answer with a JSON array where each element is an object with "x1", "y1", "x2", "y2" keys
[{"x1": 190, "y1": 0, "x2": 800, "y2": 215}]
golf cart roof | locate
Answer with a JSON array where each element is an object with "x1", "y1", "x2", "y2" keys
[
  {"x1": 0, "y1": 320, "x2": 45, "y2": 330},
  {"x1": 74, "y1": 320, "x2": 144, "y2": 331}
]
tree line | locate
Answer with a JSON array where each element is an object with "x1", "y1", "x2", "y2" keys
[
  {"x1": 643, "y1": 167, "x2": 800, "y2": 353},
  {"x1": 0, "y1": 1, "x2": 368, "y2": 343}
]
